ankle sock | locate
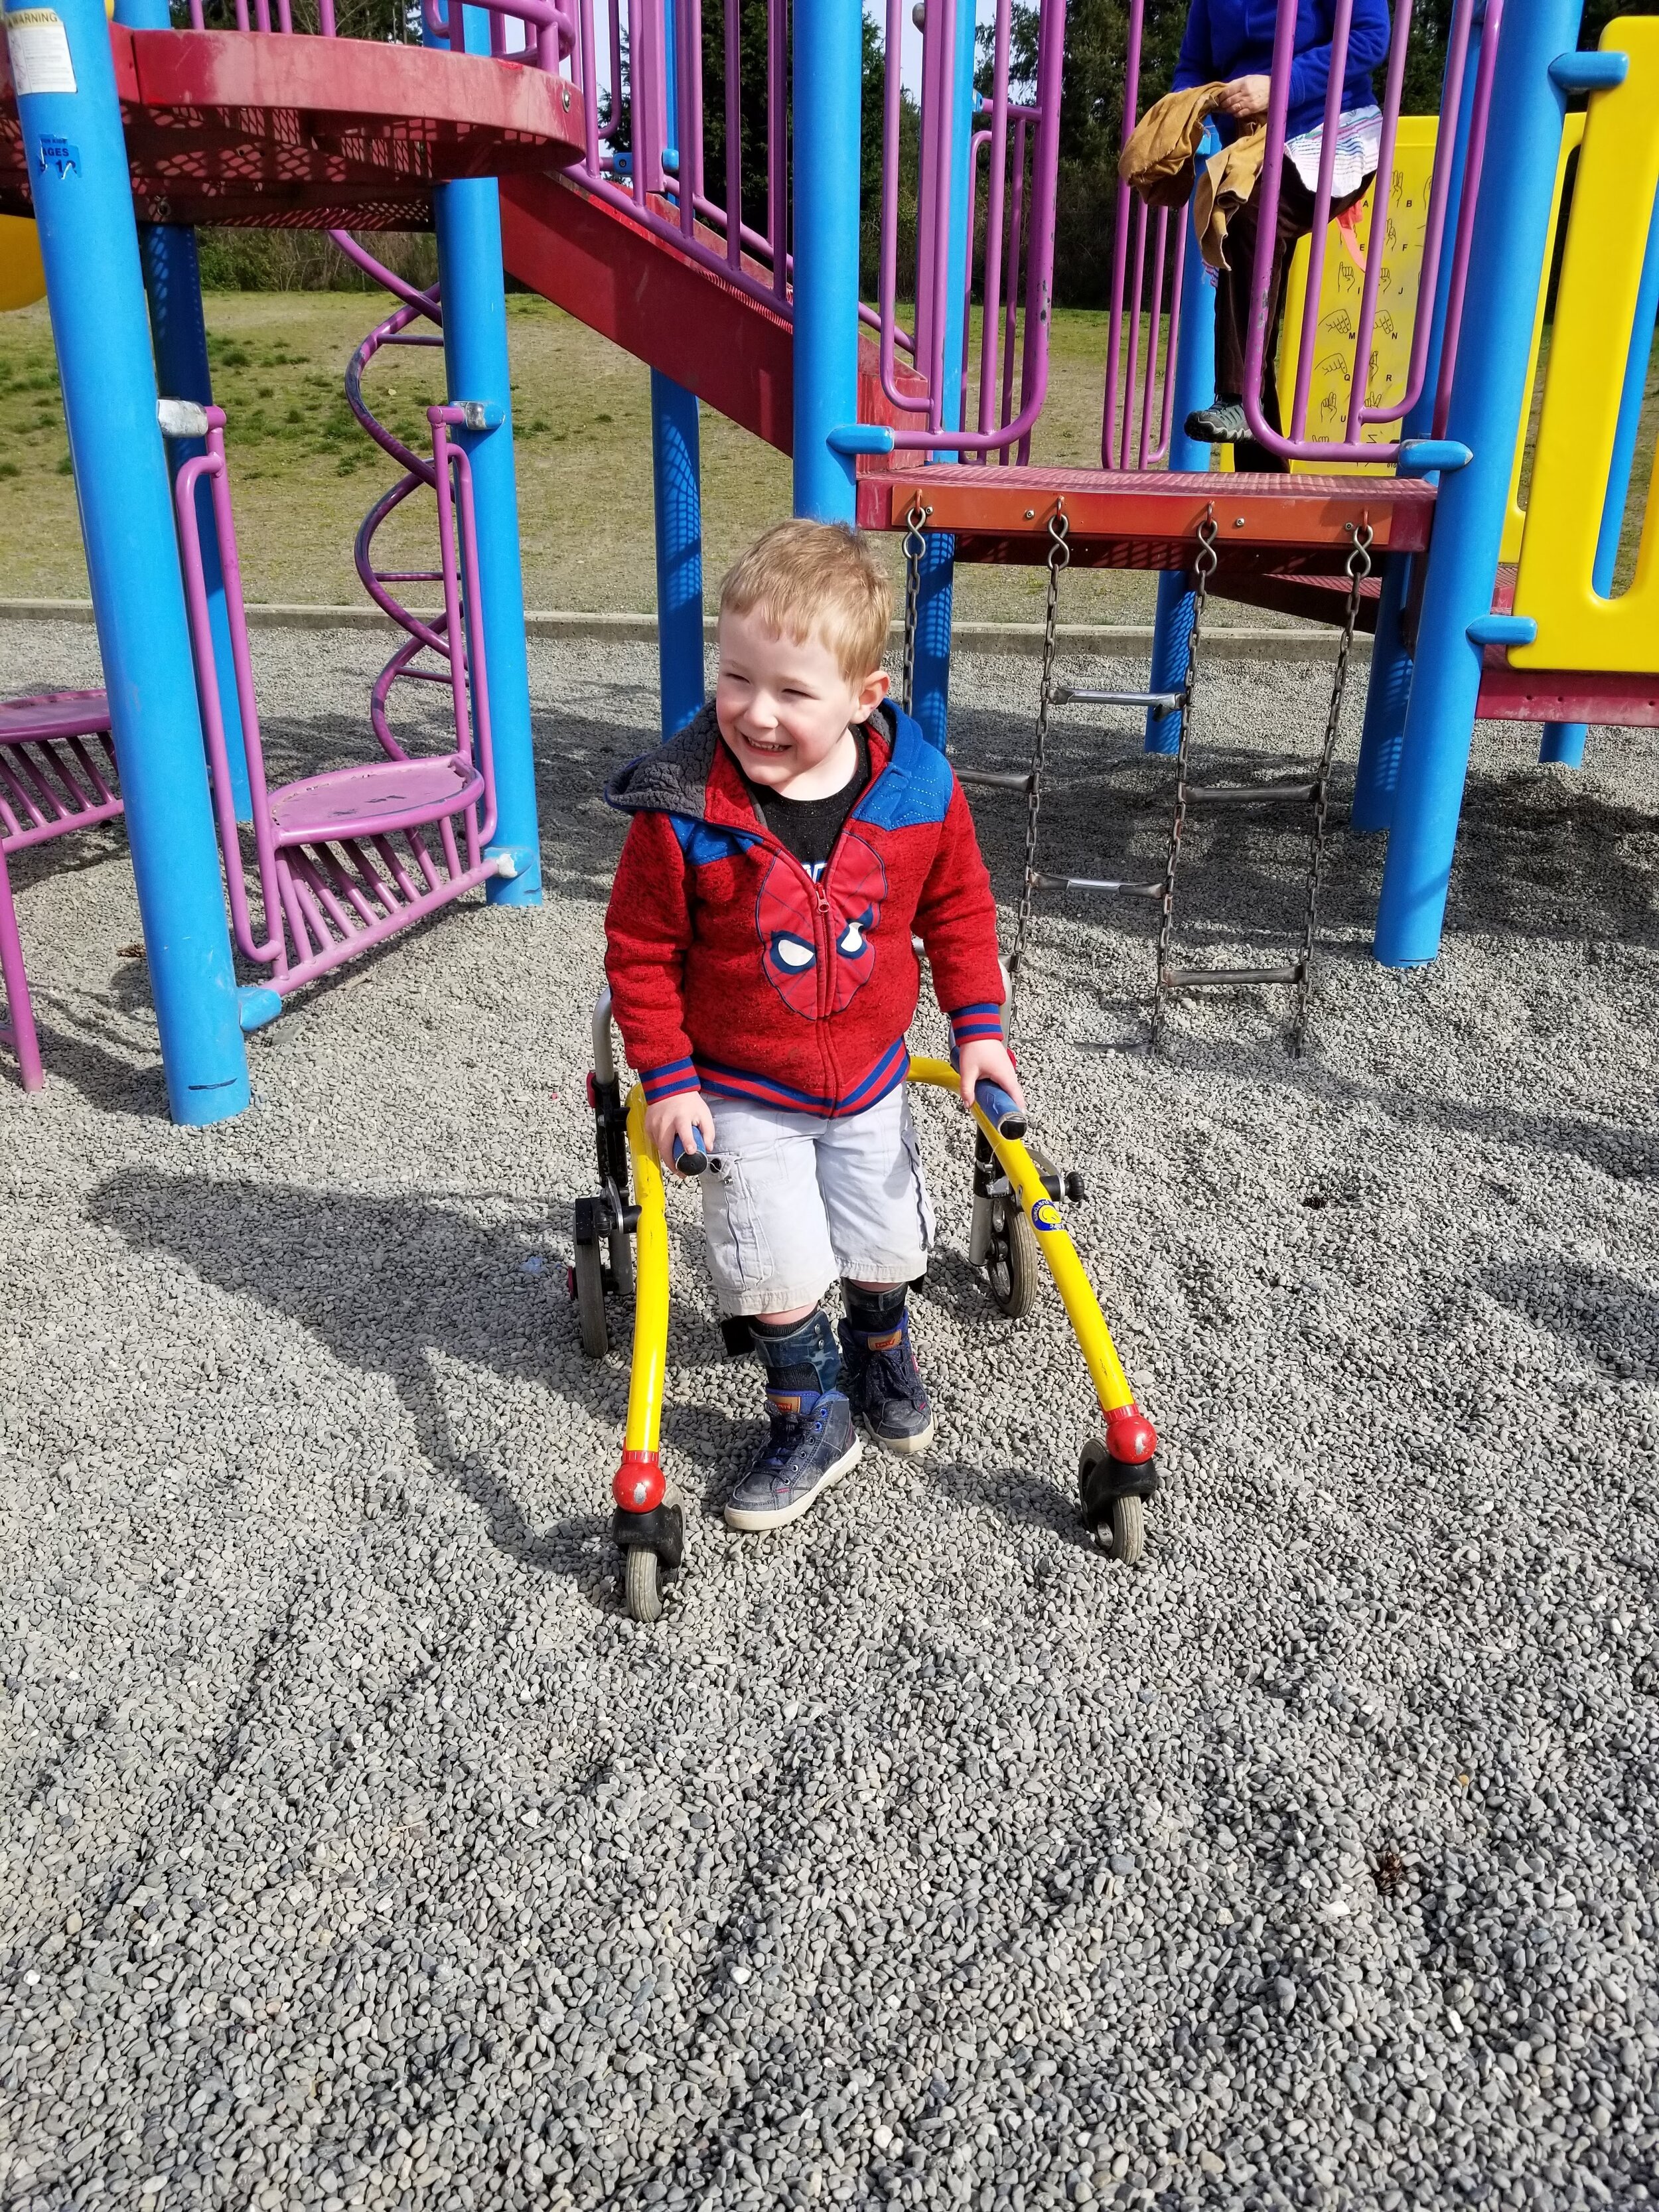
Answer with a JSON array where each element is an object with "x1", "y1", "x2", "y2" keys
[
  {"x1": 843, "y1": 1281, "x2": 908, "y2": 1336},
  {"x1": 751, "y1": 1305, "x2": 841, "y2": 1394}
]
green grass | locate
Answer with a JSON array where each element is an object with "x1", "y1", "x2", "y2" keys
[
  {"x1": 0, "y1": 293, "x2": 1167, "y2": 625},
  {"x1": 5, "y1": 291, "x2": 1645, "y2": 625}
]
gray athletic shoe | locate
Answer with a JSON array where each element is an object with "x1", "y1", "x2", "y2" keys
[
  {"x1": 839, "y1": 1311, "x2": 936, "y2": 1457},
  {"x1": 723, "y1": 1388, "x2": 863, "y2": 1532},
  {"x1": 1184, "y1": 397, "x2": 1250, "y2": 444}
]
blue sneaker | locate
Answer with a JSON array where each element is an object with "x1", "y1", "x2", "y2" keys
[
  {"x1": 724, "y1": 1388, "x2": 863, "y2": 1533},
  {"x1": 839, "y1": 1310, "x2": 936, "y2": 1457}
]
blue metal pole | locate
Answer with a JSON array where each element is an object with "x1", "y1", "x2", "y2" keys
[
  {"x1": 651, "y1": 368, "x2": 705, "y2": 740},
  {"x1": 1146, "y1": 137, "x2": 1218, "y2": 757},
  {"x1": 791, "y1": 0, "x2": 861, "y2": 522},
  {"x1": 427, "y1": 1, "x2": 541, "y2": 902},
  {"x1": 1374, "y1": 0, "x2": 1586, "y2": 968},
  {"x1": 650, "y1": 3, "x2": 704, "y2": 742},
  {"x1": 18, "y1": 0, "x2": 248, "y2": 1121},
  {"x1": 1540, "y1": 174, "x2": 1659, "y2": 771},
  {"x1": 118, "y1": 0, "x2": 252, "y2": 827},
  {"x1": 908, "y1": 0, "x2": 978, "y2": 755},
  {"x1": 137, "y1": 227, "x2": 254, "y2": 825},
  {"x1": 1538, "y1": 718, "x2": 1587, "y2": 766},
  {"x1": 1353, "y1": 5, "x2": 1489, "y2": 832}
]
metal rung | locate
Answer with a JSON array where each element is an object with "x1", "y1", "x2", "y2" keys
[
  {"x1": 1056, "y1": 688, "x2": 1183, "y2": 713},
  {"x1": 1033, "y1": 871, "x2": 1163, "y2": 897},
  {"x1": 1161, "y1": 963, "x2": 1303, "y2": 988},
  {"x1": 958, "y1": 767, "x2": 1035, "y2": 794},
  {"x1": 1184, "y1": 782, "x2": 1318, "y2": 806}
]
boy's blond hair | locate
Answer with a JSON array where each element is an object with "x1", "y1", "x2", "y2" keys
[{"x1": 719, "y1": 519, "x2": 892, "y2": 684}]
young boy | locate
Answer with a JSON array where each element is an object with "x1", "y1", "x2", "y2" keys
[{"x1": 603, "y1": 519, "x2": 1022, "y2": 1533}]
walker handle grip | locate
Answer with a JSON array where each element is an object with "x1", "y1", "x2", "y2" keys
[
  {"x1": 671, "y1": 1129, "x2": 708, "y2": 1177},
  {"x1": 974, "y1": 1079, "x2": 1028, "y2": 1142}
]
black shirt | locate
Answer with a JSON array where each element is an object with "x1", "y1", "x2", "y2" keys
[{"x1": 741, "y1": 726, "x2": 871, "y2": 875}]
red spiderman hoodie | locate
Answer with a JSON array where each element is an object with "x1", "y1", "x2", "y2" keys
[{"x1": 603, "y1": 700, "x2": 1006, "y2": 1117}]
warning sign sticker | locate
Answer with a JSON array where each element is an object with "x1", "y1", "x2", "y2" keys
[{"x1": 5, "y1": 9, "x2": 77, "y2": 98}]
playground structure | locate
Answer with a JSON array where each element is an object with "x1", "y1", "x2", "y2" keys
[{"x1": 0, "y1": 0, "x2": 1652, "y2": 1110}]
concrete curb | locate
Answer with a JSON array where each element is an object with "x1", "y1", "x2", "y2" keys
[{"x1": 0, "y1": 599, "x2": 1368, "y2": 662}]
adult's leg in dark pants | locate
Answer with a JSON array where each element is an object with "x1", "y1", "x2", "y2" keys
[{"x1": 1213, "y1": 157, "x2": 1372, "y2": 468}]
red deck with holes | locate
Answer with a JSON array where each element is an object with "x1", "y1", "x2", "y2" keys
[
  {"x1": 0, "y1": 27, "x2": 585, "y2": 228},
  {"x1": 855, "y1": 466, "x2": 1438, "y2": 570}
]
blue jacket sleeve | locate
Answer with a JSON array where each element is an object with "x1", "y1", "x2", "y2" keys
[
  {"x1": 1171, "y1": 0, "x2": 1214, "y2": 93},
  {"x1": 1288, "y1": 0, "x2": 1392, "y2": 117}
]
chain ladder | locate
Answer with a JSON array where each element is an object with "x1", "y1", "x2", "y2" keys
[
  {"x1": 900, "y1": 497, "x2": 931, "y2": 717},
  {"x1": 1005, "y1": 502, "x2": 1070, "y2": 1043},
  {"x1": 1150, "y1": 512, "x2": 1219, "y2": 1052},
  {"x1": 1291, "y1": 520, "x2": 1374, "y2": 1054}
]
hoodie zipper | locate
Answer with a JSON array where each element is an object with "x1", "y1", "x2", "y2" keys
[{"x1": 739, "y1": 737, "x2": 889, "y2": 1094}]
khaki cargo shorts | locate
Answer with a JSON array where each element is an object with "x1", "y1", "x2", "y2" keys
[{"x1": 697, "y1": 1083, "x2": 936, "y2": 1316}]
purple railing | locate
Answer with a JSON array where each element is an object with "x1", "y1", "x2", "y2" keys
[
  {"x1": 1106, "y1": 0, "x2": 1492, "y2": 473},
  {"x1": 1101, "y1": 0, "x2": 1187, "y2": 471},
  {"x1": 175, "y1": 400, "x2": 500, "y2": 994},
  {"x1": 876, "y1": 0, "x2": 1066, "y2": 456},
  {"x1": 1240, "y1": 0, "x2": 1492, "y2": 464},
  {"x1": 168, "y1": 0, "x2": 1069, "y2": 463}
]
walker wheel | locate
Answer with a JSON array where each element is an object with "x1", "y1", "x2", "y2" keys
[
  {"x1": 986, "y1": 1195, "x2": 1039, "y2": 1319},
  {"x1": 1078, "y1": 1436, "x2": 1148, "y2": 1564},
  {"x1": 571, "y1": 1216, "x2": 609, "y2": 1359},
  {"x1": 624, "y1": 1544, "x2": 662, "y2": 1623},
  {"x1": 1103, "y1": 1494, "x2": 1144, "y2": 1565}
]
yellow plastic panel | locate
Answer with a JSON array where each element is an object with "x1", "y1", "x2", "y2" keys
[
  {"x1": 1218, "y1": 121, "x2": 1436, "y2": 475},
  {"x1": 0, "y1": 216, "x2": 45, "y2": 313},
  {"x1": 1501, "y1": 114, "x2": 1584, "y2": 565},
  {"x1": 1512, "y1": 19, "x2": 1659, "y2": 672},
  {"x1": 1277, "y1": 117, "x2": 1439, "y2": 475}
]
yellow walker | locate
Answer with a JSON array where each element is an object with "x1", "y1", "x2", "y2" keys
[{"x1": 571, "y1": 992, "x2": 1159, "y2": 1623}]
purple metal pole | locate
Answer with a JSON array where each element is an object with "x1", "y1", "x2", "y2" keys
[
  {"x1": 1014, "y1": 0, "x2": 1064, "y2": 465},
  {"x1": 1431, "y1": 0, "x2": 1504, "y2": 439},
  {"x1": 1286, "y1": 0, "x2": 1353, "y2": 445},
  {"x1": 977, "y1": 0, "x2": 1011, "y2": 435},
  {"x1": 1102, "y1": 0, "x2": 1145, "y2": 470}
]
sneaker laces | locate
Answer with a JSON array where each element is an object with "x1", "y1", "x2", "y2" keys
[
  {"x1": 757, "y1": 1395, "x2": 812, "y2": 1473},
  {"x1": 860, "y1": 1333, "x2": 926, "y2": 1412}
]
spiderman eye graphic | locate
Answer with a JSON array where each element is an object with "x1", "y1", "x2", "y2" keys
[
  {"x1": 755, "y1": 834, "x2": 889, "y2": 1017},
  {"x1": 837, "y1": 907, "x2": 874, "y2": 958}
]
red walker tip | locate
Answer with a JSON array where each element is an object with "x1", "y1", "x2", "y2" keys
[
  {"x1": 1105, "y1": 1403, "x2": 1158, "y2": 1465},
  {"x1": 613, "y1": 1449, "x2": 665, "y2": 1514}
]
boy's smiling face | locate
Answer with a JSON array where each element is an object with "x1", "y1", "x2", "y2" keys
[{"x1": 715, "y1": 603, "x2": 890, "y2": 802}]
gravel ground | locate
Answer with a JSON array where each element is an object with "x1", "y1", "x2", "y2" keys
[{"x1": 3, "y1": 617, "x2": 1659, "y2": 2212}]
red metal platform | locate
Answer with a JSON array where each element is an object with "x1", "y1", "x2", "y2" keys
[
  {"x1": 855, "y1": 465, "x2": 1438, "y2": 571},
  {"x1": 0, "y1": 27, "x2": 585, "y2": 228}
]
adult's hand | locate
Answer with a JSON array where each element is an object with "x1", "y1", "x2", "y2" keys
[{"x1": 1216, "y1": 73, "x2": 1271, "y2": 120}]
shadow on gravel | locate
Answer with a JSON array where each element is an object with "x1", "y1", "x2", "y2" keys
[
  {"x1": 88, "y1": 1167, "x2": 634, "y2": 1586},
  {"x1": 1154, "y1": 1026, "x2": 1659, "y2": 1183},
  {"x1": 28, "y1": 1001, "x2": 169, "y2": 1119},
  {"x1": 1482, "y1": 1257, "x2": 1659, "y2": 1383}
]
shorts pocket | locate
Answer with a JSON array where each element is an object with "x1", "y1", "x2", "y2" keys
[{"x1": 702, "y1": 1152, "x2": 777, "y2": 1290}]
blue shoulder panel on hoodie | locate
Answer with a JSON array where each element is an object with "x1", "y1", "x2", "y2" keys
[
  {"x1": 670, "y1": 817, "x2": 755, "y2": 869},
  {"x1": 854, "y1": 705, "x2": 955, "y2": 832}
]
